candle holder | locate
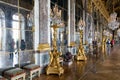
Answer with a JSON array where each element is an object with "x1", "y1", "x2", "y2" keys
[
  {"x1": 117, "y1": 29, "x2": 120, "y2": 37},
  {"x1": 76, "y1": 19, "x2": 87, "y2": 61},
  {"x1": 102, "y1": 30, "x2": 109, "y2": 54},
  {"x1": 46, "y1": 4, "x2": 64, "y2": 76}
]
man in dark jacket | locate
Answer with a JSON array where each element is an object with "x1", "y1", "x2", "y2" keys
[{"x1": 20, "y1": 39, "x2": 26, "y2": 50}]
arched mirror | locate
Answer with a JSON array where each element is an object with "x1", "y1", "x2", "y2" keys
[
  {"x1": 0, "y1": 0, "x2": 34, "y2": 69},
  {"x1": 0, "y1": 8, "x2": 5, "y2": 51},
  {"x1": 12, "y1": 13, "x2": 25, "y2": 49}
]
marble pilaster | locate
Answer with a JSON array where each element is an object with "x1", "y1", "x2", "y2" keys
[
  {"x1": 39, "y1": 0, "x2": 50, "y2": 44},
  {"x1": 34, "y1": 0, "x2": 40, "y2": 64},
  {"x1": 34, "y1": 0, "x2": 50, "y2": 73},
  {"x1": 70, "y1": 0, "x2": 75, "y2": 43},
  {"x1": 83, "y1": 10, "x2": 86, "y2": 44},
  {"x1": 39, "y1": 0, "x2": 50, "y2": 70},
  {"x1": 68, "y1": 0, "x2": 76, "y2": 55}
]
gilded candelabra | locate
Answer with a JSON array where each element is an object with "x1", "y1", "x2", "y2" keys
[
  {"x1": 102, "y1": 35, "x2": 107, "y2": 54},
  {"x1": 46, "y1": 4, "x2": 64, "y2": 76},
  {"x1": 46, "y1": 25, "x2": 64, "y2": 76},
  {"x1": 76, "y1": 19, "x2": 87, "y2": 61},
  {"x1": 102, "y1": 30, "x2": 108, "y2": 54}
]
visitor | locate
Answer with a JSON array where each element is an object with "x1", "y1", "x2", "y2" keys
[
  {"x1": 106, "y1": 39, "x2": 111, "y2": 55},
  {"x1": 9, "y1": 38, "x2": 15, "y2": 59},
  {"x1": 20, "y1": 39, "x2": 26, "y2": 51},
  {"x1": 92, "y1": 40, "x2": 98, "y2": 57},
  {"x1": 111, "y1": 39, "x2": 115, "y2": 48}
]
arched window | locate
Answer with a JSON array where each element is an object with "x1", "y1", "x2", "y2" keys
[
  {"x1": 12, "y1": 13, "x2": 25, "y2": 48},
  {"x1": 0, "y1": 9, "x2": 5, "y2": 50}
]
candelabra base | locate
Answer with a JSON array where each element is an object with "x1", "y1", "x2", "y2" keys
[
  {"x1": 76, "y1": 55, "x2": 87, "y2": 61},
  {"x1": 46, "y1": 66, "x2": 64, "y2": 76}
]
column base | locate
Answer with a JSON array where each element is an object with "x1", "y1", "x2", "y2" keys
[{"x1": 46, "y1": 66, "x2": 64, "y2": 76}]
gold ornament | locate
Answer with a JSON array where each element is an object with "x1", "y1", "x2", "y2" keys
[
  {"x1": 46, "y1": 25, "x2": 64, "y2": 76},
  {"x1": 76, "y1": 30, "x2": 87, "y2": 61}
]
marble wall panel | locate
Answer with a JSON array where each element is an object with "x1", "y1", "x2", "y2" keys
[
  {"x1": 39, "y1": 0, "x2": 49, "y2": 44},
  {"x1": 70, "y1": 0, "x2": 75, "y2": 42}
]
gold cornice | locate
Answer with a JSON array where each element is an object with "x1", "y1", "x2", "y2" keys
[
  {"x1": 37, "y1": 43, "x2": 51, "y2": 51},
  {"x1": 92, "y1": 0, "x2": 109, "y2": 22},
  {"x1": 32, "y1": 26, "x2": 35, "y2": 32},
  {"x1": 70, "y1": 42, "x2": 76, "y2": 47}
]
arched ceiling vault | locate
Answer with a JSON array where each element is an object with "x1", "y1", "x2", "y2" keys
[{"x1": 102, "y1": 0, "x2": 120, "y2": 18}]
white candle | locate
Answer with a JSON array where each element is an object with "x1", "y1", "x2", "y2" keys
[{"x1": 59, "y1": 10, "x2": 61, "y2": 18}]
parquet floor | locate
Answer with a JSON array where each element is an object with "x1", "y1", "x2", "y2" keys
[
  {"x1": 0, "y1": 46, "x2": 120, "y2": 80},
  {"x1": 34, "y1": 46, "x2": 120, "y2": 80}
]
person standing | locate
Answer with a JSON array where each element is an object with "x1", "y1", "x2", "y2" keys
[
  {"x1": 106, "y1": 39, "x2": 111, "y2": 55},
  {"x1": 20, "y1": 39, "x2": 26, "y2": 51},
  {"x1": 111, "y1": 39, "x2": 115, "y2": 48},
  {"x1": 92, "y1": 40, "x2": 98, "y2": 57},
  {"x1": 9, "y1": 38, "x2": 15, "y2": 59}
]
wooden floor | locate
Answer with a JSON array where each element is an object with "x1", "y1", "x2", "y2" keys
[
  {"x1": 0, "y1": 45, "x2": 120, "y2": 80},
  {"x1": 34, "y1": 45, "x2": 120, "y2": 80}
]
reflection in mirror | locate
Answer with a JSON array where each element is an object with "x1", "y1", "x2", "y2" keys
[
  {"x1": 12, "y1": 13, "x2": 25, "y2": 50},
  {"x1": 0, "y1": 0, "x2": 34, "y2": 70},
  {"x1": 0, "y1": 8, "x2": 5, "y2": 51},
  {"x1": 50, "y1": 0, "x2": 68, "y2": 54}
]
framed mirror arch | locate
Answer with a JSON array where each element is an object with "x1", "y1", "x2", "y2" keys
[{"x1": 0, "y1": 0, "x2": 34, "y2": 68}]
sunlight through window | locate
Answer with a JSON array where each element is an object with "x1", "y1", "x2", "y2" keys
[{"x1": 12, "y1": 13, "x2": 25, "y2": 48}]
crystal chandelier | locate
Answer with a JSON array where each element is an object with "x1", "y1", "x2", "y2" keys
[
  {"x1": 108, "y1": 12, "x2": 120, "y2": 30},
  {"x1": 95, "y1": 31, "x2": 100, "y2": 40},
  {"x1": 117, "y1": 29, "x2": 120, "y2": 37},
  {"x1": 78, "y1": 19, "x2": 85, "y2": 30},
  {"x1": 50, "y1": 4, "x2": 64, "y2": 27},
  {"x1": 103, "y1": 30, "x2": 109, "y2": 36}
]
